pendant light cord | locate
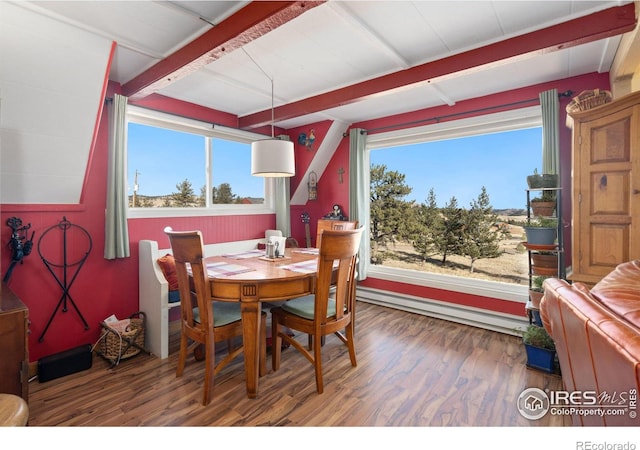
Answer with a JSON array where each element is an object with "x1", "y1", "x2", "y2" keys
[{"x1": 243, "y1": 48, "x2": 275, "y2": 138}]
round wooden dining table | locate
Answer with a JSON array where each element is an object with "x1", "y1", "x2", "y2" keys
[{"x1": 203, "y1": 248, "x2": 320, "y2": 398}]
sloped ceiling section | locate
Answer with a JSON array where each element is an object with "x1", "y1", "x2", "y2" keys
[{"x1": 0, "y1": 2, "x2": 113, "y2": 204}]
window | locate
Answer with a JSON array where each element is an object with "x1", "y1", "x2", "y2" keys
[
  {"x1": 365, "y1": 106, "x2": 543, "y2": 295},
  {"x1": 126, "y1": 106, "x2": 274, "y2": 218}
]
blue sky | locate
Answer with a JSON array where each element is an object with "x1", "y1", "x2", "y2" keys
[
  {"x1": 128, "y1": 123, "x2": 263, "y2": 199},
  {"x1": 128, "y1": 123, "x2": 542, "y2": 209},
  {"x1": 370, "y1": 127, "x2": 542, "y2": 210}
]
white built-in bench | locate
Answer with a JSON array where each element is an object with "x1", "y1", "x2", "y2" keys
[{"x1": 139, "y1": 238, "x2": 263, "y2": 359}]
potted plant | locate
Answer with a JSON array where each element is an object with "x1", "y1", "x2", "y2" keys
[
  {"x1": 529, "y1": 275, "x2": 549, "y2": 309},
  {"x1": 530, "y1": 251, "x2": 558, "y2": 276},
  {"x1": 521, "y1": 325, "x2": 556, "y2": 373},
  {"x1": 523, "y1": 216, "x2": 558, "y2": 246},
  {"x1": 527, "y1": 169, "x2": 559, "y2": 189},
  {"x1": 530, "y1": 190, "x2": 556, "y2": 217}
]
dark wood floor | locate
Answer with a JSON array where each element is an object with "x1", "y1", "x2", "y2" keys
[{"x1": 27, "y1": 300, "x2": 569, "y2": 427}]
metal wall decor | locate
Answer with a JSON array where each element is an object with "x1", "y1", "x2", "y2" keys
[
  {"x1": 308, "y1": 171, "x2": 318, "y2": 200},
  {"x1": 37, "y1": 216, "x2": 92, "y2": 341}
]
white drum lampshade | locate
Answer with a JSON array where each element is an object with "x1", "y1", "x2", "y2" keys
[{"x1": 251, "y1": 139, "x2": 295, "y2": 177}]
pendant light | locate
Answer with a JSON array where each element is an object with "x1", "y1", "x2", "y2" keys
[{"x1": 248, "y1": 51, "x2": 295, "y2": 177}]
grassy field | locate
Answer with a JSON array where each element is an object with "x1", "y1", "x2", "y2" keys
[{"x1": 373, "y1": 217, "x2": 529, "y2": 286}]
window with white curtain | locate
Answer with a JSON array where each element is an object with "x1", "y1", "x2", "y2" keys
[{"x1": 126, "y1": 105, "x2": 275, "y2": 218}]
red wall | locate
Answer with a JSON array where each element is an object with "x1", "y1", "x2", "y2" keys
[
  {"x1": 0, "y1": 72, "x2": 610, "y2": 361},
  {"x1": 287, "y1": 121, "x2": 352, "y2": 247}
]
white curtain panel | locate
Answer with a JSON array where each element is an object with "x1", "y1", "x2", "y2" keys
[
  {"x1": 539, "y1": 89, "x2": 560, "y2": 176},
  {"x1": 349, "y1": 128, "x2": 369, "y2": 281},
  {"x1": 104, "y1": 93, "x2": 130, "y2": 259}
]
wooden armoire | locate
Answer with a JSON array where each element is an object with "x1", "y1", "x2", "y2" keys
[
  {"x1": 567, "y1": 90, "x2": 640, "y2": 286},
  {"x1": 0, "y1": 283, "x2": 30, "y2": 401}
]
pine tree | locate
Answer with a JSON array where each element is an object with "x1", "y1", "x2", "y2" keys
[
  {"x1": 212, "y1": 182, "x2": 236, "y2": 204},
  {"x1": 462, "y1": 186, "x2": 508, "y2": 272},
  {"x1": 436, "y1": 196, "x2": 465, "y2": 265},
  {"x1": 171, "y1": 179, "x2": 196, "y2": 207},
  {"x1": 412, "y1": 188, "x2": 442, "y2": 262},
  {"x1": 370, "y1": 164, "x2": 415, "y2": 263},
  {"x1": 198, "y1": 186, "x2": 206, "y2": 207}
]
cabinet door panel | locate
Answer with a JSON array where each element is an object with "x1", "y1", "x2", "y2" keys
[
  {"x1": 589, "y1": 224, "x2": 629, "y2": 269},
  {"x1": 590, "y1": 171, "x2": 629, "y2": 215},
  {"x1": 590, "y1": 117, "x2": 629, "y2": 163}
]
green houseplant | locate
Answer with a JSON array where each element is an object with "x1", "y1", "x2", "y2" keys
[
  {"x1": 530, "y1": 190, "x2": 556, "y2": 217},
  {"x1": 529, "y1": 275, "x2": 549, "y2": 308},
  {"x1": 522, "y1": 325, "x2": 556, "y2": 373},
  {"x1": 522, "y1": 325, "x2": 555, "y2": 350},
  {"x1": 527, "y1": 169, "x2": 559, "y2": 189},
  {"x1": 523, "y1": 216, "x2": 558, "y2": 246}
]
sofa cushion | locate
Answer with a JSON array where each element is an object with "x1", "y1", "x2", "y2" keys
[
  {"x1": 590, "y1": 260, "x2": 640, "y2": 329},
  {"x1": 157, "y1": 254, "x2": 179, "y2": 291}
]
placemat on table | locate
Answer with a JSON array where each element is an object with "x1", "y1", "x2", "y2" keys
[
  {"x1": 222, "y1": 249, "x2": 265, "y2": 259},
  {"x1": 280, "y1": 260, "x2": 318, "y2": 274},
  {"x1": 204, "y1": 262, "x2": 254, "y2": 277},
  {"x1": 293, "y1": 248, "x2": 319, "y2": 255}
]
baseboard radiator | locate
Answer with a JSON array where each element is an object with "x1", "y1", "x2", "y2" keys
[{"x1": 356, "y1": 286, "x2": 528, "y2": 336}]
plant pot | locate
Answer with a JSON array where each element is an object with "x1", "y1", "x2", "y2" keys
[
  {"x1": 529, "y1": 290, "x2": 544, "y2": 309},
  {"x1": 524, "y1": 344, "x2": 556, "y2": 373},
  {"x1": 527, "y1": 173, "x2": 558, "y2": 189},
  {"x1": 530, "y1": 201, "x2": 555, "y2": 217},
  {"x1": 531, "y1": 253, "x2": 558, "y2": 276},
  {"x1": 530, "y1": 309, "x2": 543, "y2": 327},
  {"x1": 531, "y1": 253, "x2": 557, "y2": 267},
  {"x1": 524, "y1": 227, "x2": 557, "y2": 246}
]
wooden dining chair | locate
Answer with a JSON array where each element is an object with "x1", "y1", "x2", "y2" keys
[
  {"x1": 315, "y1": 219, "x2": 358, "y2": 248},
  {"x1": 271, "y1": 228, "x2": 364, "y2": 393},
  {"x1": 313, "y1": 219, "x2": 359, "y2": 347},
  {"x1": 164, "y1": 227, "x2": 266, "y2": 406}
]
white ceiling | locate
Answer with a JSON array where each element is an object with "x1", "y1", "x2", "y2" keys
[{"x1": 17, "y1": 0, "x2": 640, "y2": 130}]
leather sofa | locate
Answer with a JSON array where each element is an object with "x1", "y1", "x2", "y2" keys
[{"x1": 540, "y1": 260, "x2": 640, "y2": 426}]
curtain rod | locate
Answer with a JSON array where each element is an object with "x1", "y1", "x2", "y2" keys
[{"x1": 348, "y1": 90, "x2": 574, "y2": 136}]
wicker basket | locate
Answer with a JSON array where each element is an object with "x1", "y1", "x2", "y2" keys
[
  {"x1": 100, "y1": 312, "x2": 145, "y2": 363},
  {"x1": 566, "y1": 89, "x2": 612, "y2": 114}
]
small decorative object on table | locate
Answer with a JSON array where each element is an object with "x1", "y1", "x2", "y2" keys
[
  {"x1": 96, "y1": 311, "x2": 147, "y2": 367},
  {"x1": 323, "y1": 204, "x2": 347, "y2": 220}
]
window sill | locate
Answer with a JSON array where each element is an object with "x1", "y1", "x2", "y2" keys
[
  {"x1": 366, "y1": 265, "x2": 528, "y2": 303},
  {"x1": 127, "y1": 204, "x2": 275, "y2": 219}
]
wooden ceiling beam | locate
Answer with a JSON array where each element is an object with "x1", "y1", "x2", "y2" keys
[
  {"x1": 239, "y1": 3, "x2": 636, "y2": 129},
  {"x1": 122, "y1": 1, "x2": 324, "y2": 100}
]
